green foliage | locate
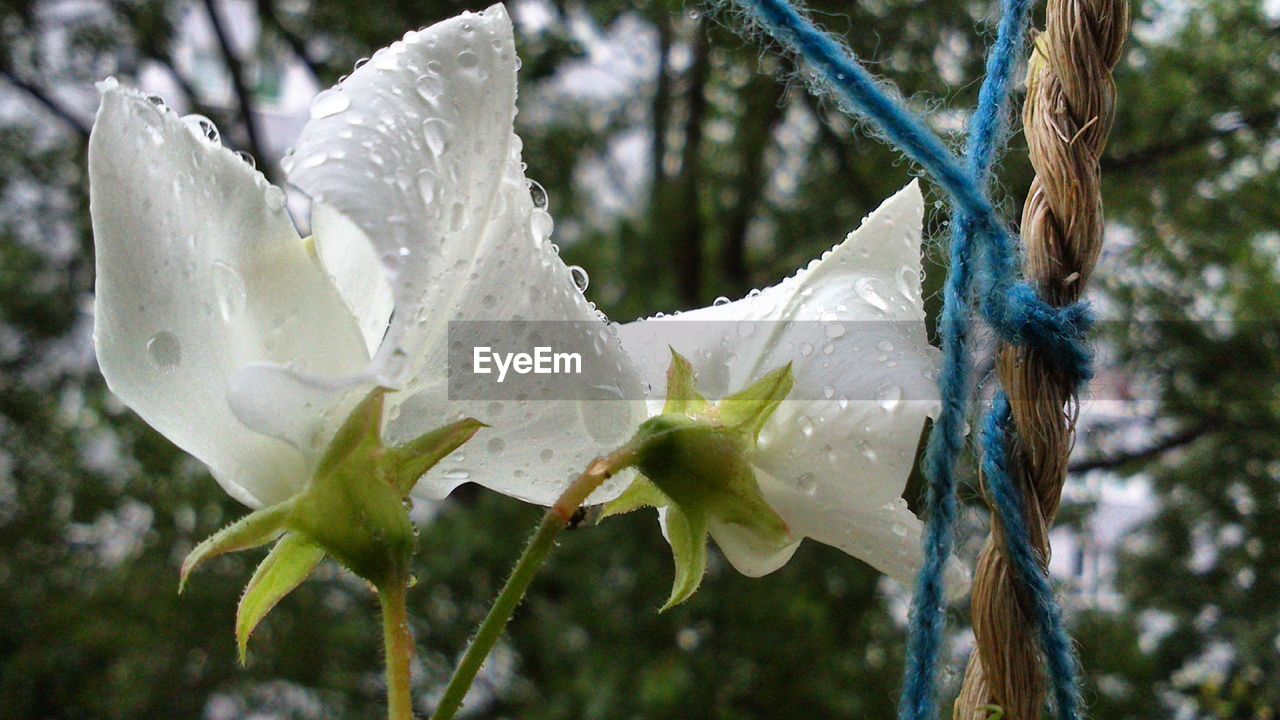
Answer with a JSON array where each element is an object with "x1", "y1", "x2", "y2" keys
[{"x1": 0, "y1": 0, "x2": 1276, "y2": 717}]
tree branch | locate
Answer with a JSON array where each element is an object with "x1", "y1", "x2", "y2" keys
[
  {"x1": 720, "y1": 73, "x2": 787, "y2": 294},
  {"x1": 1103, "y1": 109, "x2": 1278, "y2": 173},
  {"x1": 671, "y1": 19, "x2": 711, "y2": 307},
  {"x1": 200, "y1": 0, "x2": 270, "y2": 171},
  {"x1": 1069, "y1": 423, "x2": 1212, "y2": 474},
  {"x1": 0, "y1": 69, "x2": 90, "y2": 140},
  {"x1": 254, "y1": 0, "x2": 325, "y2": 82}
]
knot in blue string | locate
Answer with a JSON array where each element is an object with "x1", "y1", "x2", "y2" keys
[{"x1": 984, "y1": 281, "x2": 1096, "y2": 386}]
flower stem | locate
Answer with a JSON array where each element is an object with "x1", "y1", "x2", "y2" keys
[
  {"x1": 429, "y1": 446, "x2": 638, "y2": 720},
  {"x1": 379, "y1": 581, "x2": 416, "y2": 720}
]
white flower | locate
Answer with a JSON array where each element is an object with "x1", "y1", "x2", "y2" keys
[
  {"x1": 90, "y1": 5, "x2": 646, "y2": 511},
  {"x1": 616, "y1": 182, "x2": 965, "y2": 592}
]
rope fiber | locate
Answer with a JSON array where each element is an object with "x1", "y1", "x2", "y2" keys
[{"x1": 722, "y1": 0, "x2": 1128, "y2": 717}]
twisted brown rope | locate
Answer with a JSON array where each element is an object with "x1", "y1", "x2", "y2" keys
[{"x1": 954, "y1": 1, "x2": 1129, "y2": 718}]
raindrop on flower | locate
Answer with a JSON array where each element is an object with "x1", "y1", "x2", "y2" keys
[
  {"x1": 825, "y1": 321, "x2": 846, "y2": 339},
  {"x1": 567, "y1": 265, "x2": 589, "y2": 292},
  {"x1": 892, "y1": 523, "x2": 908, "y2": 537},
  {"x1": 182, "y1": 115, "x2": 220, "y2": 143},
  {"x1": 797, "y1": 473, "x2": 817, "y2": 494},
  {"x1": 422, "y1": 118, "x2": 449, "y2": 155},
  {"x1": 854, "y1": 277, "x2": 889, "y2": 311},
  {"x1": 263, "y1": 185, "x2": 286, "y2": 211},
  {"x1": 713, "y1": 296, "x2": 730, "y2": 306},
  {"x1": 310, "y1": 88, "x2": 350, "y2": 119},
  {"x1": 797, "y1": 415, "x2": 815, "y2": 437},
  {"x1": 415, "y1": 73, "x2": 444, "y2": 102},
  {"x1": 528, "y1": 180, "x2": 548, "y2": 209},
  {"x1": 211, "y1": 261, "x2": 247, "y2": 321},
  {"x1": 486, "y1": 437, "x2": 506, "y2": 455},
  {"x1": 146, "y1": 331, "x2": 181, "y2": 373},
  {"x1": 456, "y1": 49, "x2": 479, "y2": 68},
  {"x1": 876, "y1": 383, "x2": 902, "y2": 411}
]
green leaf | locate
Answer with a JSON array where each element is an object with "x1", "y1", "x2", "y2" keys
[
  {"x1": 717, "y1": 363, "x2": 793, "y2": 439},
  {"x1": 389, "y1": 417, "x2": 486, "y2": 497},
  {"x1": 236, "y1": 533, "x2": 326, "y2": 664},
  {"x1": 179, "y1": 499, "x2": 295, "y2": 593},
  {"x1": 660, "y1": 505, "x2": 709, "y2": 612},
  {"x1": 601, "y1": 476, "x2": 669, "y2": 519},
  {"x1": 662, "y1": 348, "x2": 709, "y2": 416}
]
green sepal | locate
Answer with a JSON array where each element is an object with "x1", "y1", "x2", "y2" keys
[
  {"x1": 601, "y1": 476, "x2": 669, "y2": 518},
  {"x1": 611, "y1": 353, "x2": 798, "y2": 608},
  {"x1": 180, "y1": 499, "x2": 294, "y2": 593},
  {"x1": 236, "y1": 533, "x2": 325, "y2": 664},
  {"x1": 290, "y1": 389, "x2": 416, "y2": 588},
  {"x1": 632, "y1": 415, "x2": 790, "y2": 549},
  {"x1": 717, "y1": 362, "x2": 793, "y2": 440},
  {"x1": 662, "y1": 348, "x2": 709, "y2": 416},
  {"x1": 388, "y1": 417, "x2": 487, "y2": 497},
  {"x1": 660, "y1": 505, "x2": 709, "y2": 611}
]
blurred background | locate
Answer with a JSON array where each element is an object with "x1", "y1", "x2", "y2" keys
[{"x1": 1, "y1": 0, "x2": 1277, "y2": 717}]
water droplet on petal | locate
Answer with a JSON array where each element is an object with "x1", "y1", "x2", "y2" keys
[
  {"x1": 876, "y1": 383, "x2": 902, "y2": 411},
  {"x1": 892, "y1": 523, "x2": 908, "y2": 537},
  {"x1": 263, "y1": 186, "x2": 286, "y2": 211},
  {"x1": 146, "y1": 332, "x2": 182, "y2": 373},
  {"x1": 422, "y1": 118, "x2": 449, "y2": 155},
  {"x1": 415, "y1": 73, "x2": 444, "y2": 102},
  {"x1": 825, "y1": 322, "x2": 846, "y2": 339},
  {"x1": 797, "y1": 473, "x2": 817, "y2": 494},
  {"x1": 486, "y1": 437, "x2": 506, "y2": 455},
  {"x1": 182, "y1": 115, "x2": 220, "y2": 143},
  {"x1": 797, "y1": 415, "x2": 815, "y2": 437},
  {"x1": 211, "y1": 261, "x2": 247, "y2": 321},
  {"x1": 855, "y1": 277, "x2": 889, "y2": 311},
  {"x1": 310, "y1": 88, "x2": 350, "y2": 119},
  {"x1": 567, "y1": 265, "x2": 589, "y2": 292},
  {"x1": 713, "y1": 296, "x2": 730, "y2": 306},
  {"x1": 456, "y1": 49, "x2": 479, "y2": 68},
  {"x1": 528, "y1": 180, "x2": 548, "y2": 209},
  {"x1": 877, "y1": 340, "x2": 894, "y2": 353}
]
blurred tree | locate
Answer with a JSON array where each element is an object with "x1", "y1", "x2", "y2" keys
[{"x1": 0, "y1": 0, "x2": 1275, "y2": 717}]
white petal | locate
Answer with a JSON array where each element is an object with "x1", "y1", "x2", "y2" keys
[
  {"x1": 286, "y1": 5, "x2": 519, "y2": 381},
  {"x1": 755, "y1": 471, "x2": 969, "y2": 595},
  {"x1": 385, "y1": 148, "x2": 647, "y2": 505},
  {"x1": 618, "y1": 181, "x2": 939, "y2": 510},
  {"x1": 312, "y1": 202, "x2": 394, "y2": 356},
  {"x1": 229, "y1": 7, "x2": 646, "y2": 504},
  {"x1": 89, "y1": 84, "x2": 369, "y2": 507}
]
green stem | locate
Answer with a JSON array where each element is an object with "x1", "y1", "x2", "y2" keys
[
  {"x1": 429, "y1": 446, "x2": 638, "y2": 720},
  {"x1": 380, "y1": 581, "x2": 416, "y2": 720}
]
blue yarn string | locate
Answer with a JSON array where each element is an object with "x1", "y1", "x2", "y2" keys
[
  {"x1": 980, "y1": 393, "x2": 1085, "y2": 718},
  {"x1": 897, "y1": 0, "x2": 1036, "y2": 716},
  {"x1": 723, "y1": 0, "x2": 1094, "y2": 718}
]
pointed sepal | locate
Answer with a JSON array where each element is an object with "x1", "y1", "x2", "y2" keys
[
  {"x1": 389, "y1": 417, "x2": 487, "y2": 496},
  {"x1": 662, "y1": 348, "x2": 709, "y2": 416},
  {"x1": 180, "y1": 499, "x2": 295, "y2": 593},
  {"x1": 601, "y1": 476, "x2": 670, "y2": 519},
  {"x1": 236, "y1": 533, "x2": 326, "y2": 664},
  {"x1": 717, "y1": 362, "x2": 793, "y2": 440},
  {"x1": 609, "y1": 353, "x2": 798, "y2": 607},
  {"x1": 660, "y1": 505, "x2": 709, "y2": 611}
]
